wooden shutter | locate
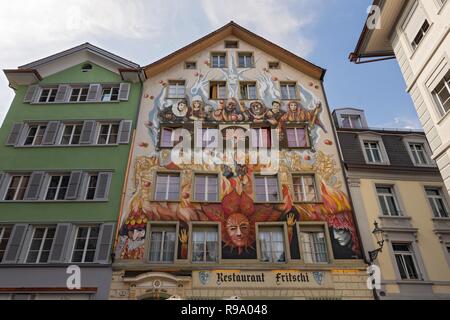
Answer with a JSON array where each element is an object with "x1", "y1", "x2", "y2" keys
[
  {"x1": 2, "y1": 224, "x2": 28, "y2": 263},
  {"x1": 94, "y1": 223, "x2": 115, "y2": 264},
  {"x1": 87, "y1": 84, "x2": 101, "y2": 102},
  {"x1": 93, "y1": 172, "x2": 112, "y2": 201},
  {"x1": 118, "y1": 120, "x2": 132, "y2": 144},
  {"x1": 79, "y1": 120, "x2": 97, "y2": 144},
  {"x1": 42, "y1": 121, "x2": 60, "y2": 145},
  {"x1": 23, "y1": 171, "x2": 45, "y2": 201},
  {"x1": 48, "y1": 223, "x2": 71, "y2": 263},
  {"x1": 54, "y1": 85, "x2": 70, "y2": 103},
  {"x1": 6, "y1": 123, "x2": 24, "y2": 146},
  {"x1": 23, "y1": 85, "x2": 39, "y2": 103},
  {"x1": 119, "y1": 83, "x2": 131, "y2": 101},
  {"x1": 65, "y1": 171, "x2": 83, "y2": 200}
]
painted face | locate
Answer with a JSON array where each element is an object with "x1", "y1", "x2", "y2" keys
[
  {"x1": 226, "y1": 213, "x2": 250, "y2": 248},
  {"x1": 289, "y1": 102, "x2": 298, "y2": 112},
  {"x1": 178, "y1": 102, "x2": 187, "y2": 112},
  {"x1": 193, "y1": 101, "x2": 201, "y2": 110},
  {"x1": 251, "y1": 103, "x2": 264, "y2": 115},
  {"x1": 129, "y1": 229, "x2": 146, "y2": 241},
  {"x1": 226, "y1": 101, "x2": 236, "y2": 113},
  {"x1": 272, "y1": 102, "x2": 280, "y2": 112},
  {"x1": 333, "y1": 229, "x2": 352, "y2": 247}
]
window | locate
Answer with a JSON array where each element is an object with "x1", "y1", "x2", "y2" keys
[
  {"x1": 184, "y1": 61, "x2": 197, "y2": 70},
  {"x1": 149, "y1": 226, "x2": 176, "y2": 263},
  {"x1": 393, "y1": 243, "x2": 421, "y2": 280},
  {"x1": 97, "y1": 123, "x2": 119, "y2": 145},
  {"x1": 341, "y1": 115, "x2": 363, "y2": 129},
  {"x1": 432, "y1": 70, "x2": 450, "y2": 116},
  {"x1": 210, "y1": 81, "x2": 227, "y2": 100},
  {"x1": 376, "y1": 186, "x2": 401, "y2": 216},
  {"x1": 154, "y1": 173, "x2": 181, "y2": 201},
  {"x1": 254, "y1": 175, "x2": 279, "y2": 202},
  {"x1": 197, "y1": 128, "x2": 218, "y2": 148},
  {"x1": 38, "y1": 88, "x2": 57, "y2": 103},
  {"x1": 4, "y1": 175, "x2": 30, "y2": 201},
  {"x1": 409, "y1": 143, "x2": 429, "y2": 165},
  {"x1": 211, "y1": 53, "x2": 226, "y2": 68},
  {"x1": 280, "y1": 83, "x2": 297, "y2": 100},
  {"x1": 60, "y1": 124, "x2": 83, "y2": 145},
  {"x1": 293, "y1": 175, "x2": 318, "y2": 202},
  {"x1": 167, "y1": 81, "x2": 186, "y2": 99},
  {"x1": 425, "y1": 187, "x2": 449, "y2": 218},
  {"x1": 85, "y1": 174, "x2": 99, "y2": 200},
  {"x1": 251, "y1": 127, "x2": 271, "y2": 148},
  {"x1": 45, "y1": 175, "x2": 70, "y2": 201},
  {"x1": 268, "y1": 61, "x2": 280, "y2": 69},
  {"x1": 26, "y1": 226, "x2": 56, "y2": 263},
  {"x1": 286, "y1": 127, "x2": 308, "y2": 148},
  {"x1": 69, "y1": 87, "x2": 89, "y2": 102},
  {"x1": 194, "y1": 174, "x2": 219, "y2": 202},
  {"x1": 0, "y1": 226, "x2": 12, "y2": 262},
  {"x1": 411, "y1": 20, "x2": 430, "y2": 50},
  {"x1": 364, "y1": 141, "x2": 383, "y2": 163},
  {"x1": 238, "y1": 53, "x2": 253, "y2": 68},
  {"x1": 437, "y1": 0, "x2": 448, "y2": 7},
  {"x1": 81, "y1": 64, "x2": 93, "y2": 72},
  {"x1": 192, "y1": 227, "x2": 218, "y2": 263},
  {"x1": 101, "y1": 86, "x2": 120, "y2": 102},
  {"x1": 300, "y1": 229, "x2": 329, "y2": 263},
  {"x1": 259, "y1": 226, "x2": 286, "y2": 263},
  {"x1": 240, "y1": 82, "x2": 257, "y2": 100},
  {"x1": 24, "y1": 124, "x2": 47, "y2": 146},
  {"x1": 160, "y1": 127, "x2": 182, "y2": 148},
  {"x1": 225, "y1": 40, "x2": 238, "y2": 49},
  {"x1": 71, "y1": 226, "x2": 100, "y2": 263}
]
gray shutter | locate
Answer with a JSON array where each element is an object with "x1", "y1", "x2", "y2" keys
[
  {"x1": 54, "y1": 85, "x2": 70, "y2": 103},
  {"x1": 93, "y1": 172, "x2": 112, "y2": 201},
  {"x1": 118, "y1": 120, "x2": 132, "y2": 144},
  {"x1": 87, "y1": 84, "x2": 101, "y2": 102},
  {"x1": 94, "y1": 223, "x2": 115, "y2": 264},
  {"x1": 2, "y1": 224, "x2": 28, "y2": 263},
  {"x1": 6, "y1": 123, "x2": 24, "y2": 146},
  {"x1": 23, "y1": 171, "x2": 45, "y2": 201},
  {"x1": 119, "y1": 83, "x2": 131, "y2": 101},
  {"x1": 79, "y1": 120, "x2": 97, "y2": 144},
  {"x1": 65, "y1": 171, "x2": 83, "y2": 200},
  {"x1": 48, "y1": 223, "x2": 71, "y2": 263},
  {"x1": 42, "y1": 121, "x2": 60, "y2": 145},
  {"x1": 0, "y1": 172, "x2": 4, "y2": 189},
  {"x1": 23, "y1": 85, "x2": 39, "y2": 103}
]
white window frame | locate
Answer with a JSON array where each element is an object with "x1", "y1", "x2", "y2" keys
[
  {"x1": 425, "y1": 187, "x2": 450, "y2": 218},
  {"x1": 211, "y1": 53, "x2": 226, "y2": 68},
  {"x1": 286, "y1": 127, "x2": 309, "y2": 148},
  {"x1": 359, "y1": 134, "x2": 390, "y2": 165},
  {"x1": 191, "y1": 226, "x2": 219, "y2": 263},
  {"x1": 209, "y1": 81, "x2": 227, "y2": 100},
  {"x1": 0, "y1": 226, "x2": 12, "y2": 262},
  {"x1": 292, "y1": 174, "x2": 319, "y2": 203},
  {"x1": 299, "y1": 226, "x2": 330, "y2": 264},
  {"x1": 96, "y1": 123, "x2": 119, "y2": 145},
  {"x1": 4, "y1": 174, "x2": 31, "y2": 201},
  {"x1": 280, "y1": 83, "x2": 297, "y2": 100},
  {"x1": 341, "y1": 114, "x2": 363, "y2": 129},
  {"x1": 71, "y1": 225, "x2": 100, "y2": 263},
  {"x1": 376, "y1": 185, "x2": 403, "y2": 217},
  {"x1": 26, "y1": 226, "x2": 56, "y2": 264},
  {"x1": 167, "y1": 81, "x2": 186, "y2": 99},
  {"x1": 23, "y1": 124, "x2": 47, "y2": 146},
  {"x1": 100, "y1": 86, "x2": 120, "y2": 102},
  {"x1": 392, "y1": 243, "x2": 422, "y2": 281},
  {"x1": 403, "y1": 137, "x2": 434, "y2": 167},
  {"x1": 193, "y1": 174, "x2": 219, "y2": 202},
  {"x1": 59, "y1": 123, "x2": 83, "y2": 145},
  {"x1": 258, "y1": 225, "x2": 286, "y2": 263},
  {"x1": 44, "y1": 174, "x2": 71, "y2": 201},
  {"x1": 432, "y1": 71, "x2": 450, "y2": 116},
  {"x1": 154, "y1": 173, "x2": 181, "y2": 202},
  {"x1": 410, "y1": 19, "x2": 430, "y2": 50},
  {"x1": 238, "y1": 52, "x2": 254, "y2": 68},
  {"x1": 240, "y1": 82, "x2": 257, "y2": 100},
  {"x1": 148, "y1": 226, "x2": 177, "y2": 263},
  {"x1": 37, "y1": 88, "x2": 58, "y2": 103},
  {"x1": 84, "y1": 173, "x2": 99, "y2": 201},
  {"x1": 254, "y1": 175, "x2": 280, "y2": 203},
  {"x1": 69, "y1": 87, "x2": 89, "y2": 102},
  {"x1": 251, "y1": 127, "x2": 271, "y2": 149}
]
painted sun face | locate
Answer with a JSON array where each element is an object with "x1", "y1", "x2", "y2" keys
[{"x1": 226, "y1": 213, "x2": 250, "y2": 248}]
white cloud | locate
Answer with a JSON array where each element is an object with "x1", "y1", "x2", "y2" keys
[{"x1": 374, "y1": 116, "x2": 422, "y2": 130}]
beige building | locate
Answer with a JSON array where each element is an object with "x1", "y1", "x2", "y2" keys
[
  {"x1": 109, "y1": 22, "x2": 372, "y2": 300},
  {"x1": 334, "y1": 108, "x2": 450, "y2": 299},
  {"x1": 350, "y1": 0, "x2": 450, "y2": 196}
]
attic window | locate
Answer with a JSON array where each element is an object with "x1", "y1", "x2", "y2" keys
[
  {"x1": 268, "y1": 61, "x2": 280, "y2": 69},
  {"x1": 81, "y1": 64, "x2": 93, "y2": 72},
  {"x1": 225, "y1": 41, "x2": 239, "y2": 49},
  {"x1": 185, "y1": 61, "x2": 197, "y2": 70}
]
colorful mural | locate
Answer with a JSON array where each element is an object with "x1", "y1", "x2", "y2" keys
[{"x1": 116, "y1": 49, "x2": 361, "y2": 261}]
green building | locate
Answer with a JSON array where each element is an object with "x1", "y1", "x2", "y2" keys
[{"x1": 0, "y1": 43, "x2": 142, "y2": 300}]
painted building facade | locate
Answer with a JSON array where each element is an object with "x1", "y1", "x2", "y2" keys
[
  {"x1": 350, "y1": 0, "x2": 450, "y2": 196},
  {"x1": 0, "y1": 44, "x2": 142, "y2": 299},
  {"x1": 110, "y1": 23, "x2": 372, "y2": 300},
  {"x1": 334, "y1": 108, "x2": 450, "y2": 299}
]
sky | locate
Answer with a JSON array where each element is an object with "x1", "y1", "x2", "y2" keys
[{"x1": 0, "y1": 0, "x2": 421, "y2": 129}]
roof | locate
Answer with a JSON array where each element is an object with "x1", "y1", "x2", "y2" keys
[
  {"x1": 19, "y1": 42, "x2": 140, "y2": 70},
  {"x1": 143, "y1": 21, "x2": 326, "y2": 80},
  {"x1": 349, "y1": 0, "x2": 407, "y2": 63}
]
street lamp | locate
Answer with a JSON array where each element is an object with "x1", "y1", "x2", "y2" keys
[{"x1": 368, "y1": 221, "x2": 385, "y2": 263}]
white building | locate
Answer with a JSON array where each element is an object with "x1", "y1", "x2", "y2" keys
[{"x1": 350, "y1": 0, "x2": 450, "y2": 195}]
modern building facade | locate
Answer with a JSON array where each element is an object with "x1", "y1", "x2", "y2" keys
[
  {"x1": 0, "y1": 44, "x2": 142, "y2": 299},
  {"x1": 334, "y1": 108, "x2": 450, "y2": 299},
  {"x1": 350, "y1": 0, "x2": 450, "y2": 195},
  {"x1": 110, "y1": 22, "x2": 372, "y2": 300}
]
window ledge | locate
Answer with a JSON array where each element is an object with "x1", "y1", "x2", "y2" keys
[
  {"x1": 437, "y1": 108, "x2": 450, "y2": 125},
  {"x1": 29, "y1": 101, "x2": 122, "y2": 106},
  {"x1": 396, "y1": 280, "x2": 431, "y2": 285},
  {"x1": 379, "y1": 215, "x2": 411, "y2": 220},
  {"x1": 432, "y1": 217, "x2": 450, "y2": 222},
  {"x1": 409, "y1": 23, "x2": 434, "y2": 60}
]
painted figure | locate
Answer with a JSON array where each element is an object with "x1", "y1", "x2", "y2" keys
[
  {"x1": 189, "y1": 95, "x2": 207, "y2": 121},
  {"x1": 247, "y1": 101, "x2": 268, "y2": 123},
  {"x1": 267, "y1": 100, "x2": 286, "y2": 125},
  {"x1": 212, "y1": 98, "x2": 249, "y2": 122}
]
